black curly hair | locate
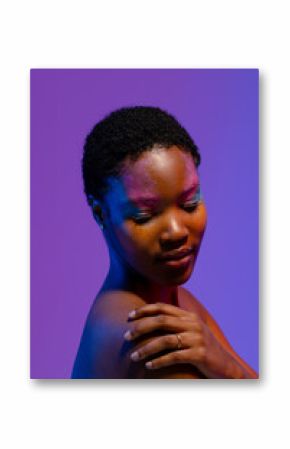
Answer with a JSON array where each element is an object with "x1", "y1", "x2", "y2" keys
[{"x1": 82, "y1": 106, "x2": 201, "y2": 204}]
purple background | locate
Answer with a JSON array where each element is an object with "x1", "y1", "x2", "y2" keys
[{"x1": 30, "y1": 69, "x2": 259, "y2": 378}]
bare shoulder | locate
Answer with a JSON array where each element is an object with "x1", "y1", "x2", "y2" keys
[
  {"x1": 178, "y1": 286, "x2": 208, "y2": 322},
  {"x1": 181, "y1": 287, "x2": 238, "y2": 358},
  {"x1": 72, "y1": 290, "x2": 147, "y2": 379},
  {"x1": 72, "y1": 289, "x2": 205, "y2": 379},
  {"x1": 88, "y1": 289, "x2": 147, "y2": 325},
  {"x1": 178, "y1": 286, "x2": 235, "y2": 351},
  {"x1": 178, "y1": 288, "x2": 258, "y2": 378}
]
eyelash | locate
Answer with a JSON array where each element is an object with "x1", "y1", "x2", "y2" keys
[
  {"x1": 132, "y1": 200, "x2": 201, "y2": 224},
  {"x1": 132, "y1": 214, "x2": 152, "y2": 224},
  {"x1": 182, "y1": 200, "x2": 200, "y2": 212}
]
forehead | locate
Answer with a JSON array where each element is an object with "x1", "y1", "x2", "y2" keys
[{"x1": 104, "y1": 146, "x2": 199, "y2": 206}]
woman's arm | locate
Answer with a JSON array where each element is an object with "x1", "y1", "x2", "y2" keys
[
  {"x1": 178, "y1": 289, "x2": 258, "y2": 378},
  {"x1": 124, "y1": 300, "x2": 258, "y2": 379},
  {"x1": 73, "y1": 291, "x2": 204, "y2": 379},
  {"x1": 73, "y1": 291, "x2": 258, "y2": 379},
  {"x1": 203, "y1": 310, "x2": 258, "y2": 379}
]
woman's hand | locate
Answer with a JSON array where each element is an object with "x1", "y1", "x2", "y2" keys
[{"x1": 124, "y1": 302, "x2": 248, "y2": 378}]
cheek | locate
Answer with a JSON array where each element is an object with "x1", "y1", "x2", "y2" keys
[
  {"x1": 194, "y1": 203, "x2": 207, "y2": 235},
  {"x1": 112, "y1": 221, "x2": 154, "y2": 257},
  {"x1": 187, "y1": 203, "x2": 207, "y2": 239}
]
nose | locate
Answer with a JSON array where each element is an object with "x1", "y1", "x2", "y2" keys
[{"x1": 159, "y1": 210, "x2": 189, "y2": 249}]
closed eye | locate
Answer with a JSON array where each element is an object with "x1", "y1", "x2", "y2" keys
[
  {"x1": 182, "y1": 200, "x2": 200, "y2": 212},
  {"x1": 131, "y1": 212, "x2": 153, "y2": 224},
  {"x1": 131, "y1": 187, "x2": 202, "y2": 224},
  {"x1": 181, "y1": 186, "x2": 202, "y2": 212}
]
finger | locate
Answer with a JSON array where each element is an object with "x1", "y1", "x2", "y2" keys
[
  {"x1": 124, "y1": 315, "x2": 195, "y2": 341},
  {"x1": 128, "y1": 302, "x2": 193, "y2": 321},
  {"x1": 130, "y1": 333, "x2": 189, "y2": 362},
  {"x1": 145, "y1": 349, "x2": 194, "y2": 370}
]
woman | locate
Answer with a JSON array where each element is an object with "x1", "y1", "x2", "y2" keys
[{"x1": 72, "y1": 106, "x2": 258, "y2": 379}]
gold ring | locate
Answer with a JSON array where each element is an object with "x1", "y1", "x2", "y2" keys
[{"x1": 176, "y1": 334, "x2": 182, "y2": 350}]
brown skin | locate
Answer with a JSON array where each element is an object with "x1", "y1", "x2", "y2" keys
[{"x1": 72, "y1": 145, "x2": 258, "y2": 379}]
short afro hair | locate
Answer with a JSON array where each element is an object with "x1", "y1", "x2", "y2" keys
[{"x1": 82, "y1": 106, "x2": 201, "y2": 204}]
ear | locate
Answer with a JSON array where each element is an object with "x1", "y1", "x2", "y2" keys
[{"x1": 87, "y1": 195, "x2": 105, "y2": 229}]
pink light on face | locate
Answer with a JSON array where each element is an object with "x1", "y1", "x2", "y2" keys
[
  {"x1": 119, "y1": 146, "x2": 201, "y2": 212},
  {"x1": 178, "y1": 183, "x2": 200, "y2": 202},
  {"x1": 128, "y1": 196, "x2": 160, "y2": 209},
  {"x1": 102, "y1": 146, "x2": 207, "y2": 290},
  {"x1": 128, "y1": 183, "x2": 200, "y2": 209}
]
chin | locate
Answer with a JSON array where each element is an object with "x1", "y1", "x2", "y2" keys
[
  {"x1": 166, "y1": 272, "x2": 192, "y2": 286},
  {"x1": 152, "y1": 265, "x2": 194, "y2": 286}
]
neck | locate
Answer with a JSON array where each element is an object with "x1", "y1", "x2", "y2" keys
[{"x1": 100, "y1": 247, "x2": 178, "y2": 306}]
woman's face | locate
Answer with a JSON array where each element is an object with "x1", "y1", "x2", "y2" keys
[{"x1": 101, "y1": 145, "x2": 207, "y2": 286}]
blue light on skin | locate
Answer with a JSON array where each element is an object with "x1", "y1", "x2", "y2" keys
[
  {"x1": 88, "y1": 179, "x2": 203, "y2": 291},
  {"x1": 72, "y1": 185, "x2": 203, "y2": 377},
  {"x1": 89, "y1": 181, "x2": 202, "y2": 229},
  {"x1": 90, "y1": 178, "x2": 135, "y2": 228},
  {"x1": 86, "y1": 146, "x2": 207, "y2": 303},
  {"x1": 72, "y1": 146, "x2": 210, "y2": 378},
  {"x1": 128, "y1": 185, "x2": 202, "y2": 223}
]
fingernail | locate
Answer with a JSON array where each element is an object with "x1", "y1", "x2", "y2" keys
[
  {"x1": 124, "y1": 330, "x2": 132, "y2": 341},
  {"x1": 128, "y1": 310, "x2": 136, "y2": 319},
  {"x1": 130, "y1": 351, "x2": 139, "y2": 361},
  {"x1": 145, "y1": 361, "x2": 153, "y2": 369}
]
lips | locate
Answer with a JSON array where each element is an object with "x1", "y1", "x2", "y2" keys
[
  {"x1": 157, "y1": 247, "x2": 194, "y2": 262},
  {"x1": 159, "y1": 248, "x2": 194, "y2": 269}
]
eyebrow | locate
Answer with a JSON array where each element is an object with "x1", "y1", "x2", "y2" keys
[
  {"x1": 178, "y1": 184, "x2": 200, "y2": 200},
  {"x1": 126, "y1": 183, "x2": 200, "y2": 208}
]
